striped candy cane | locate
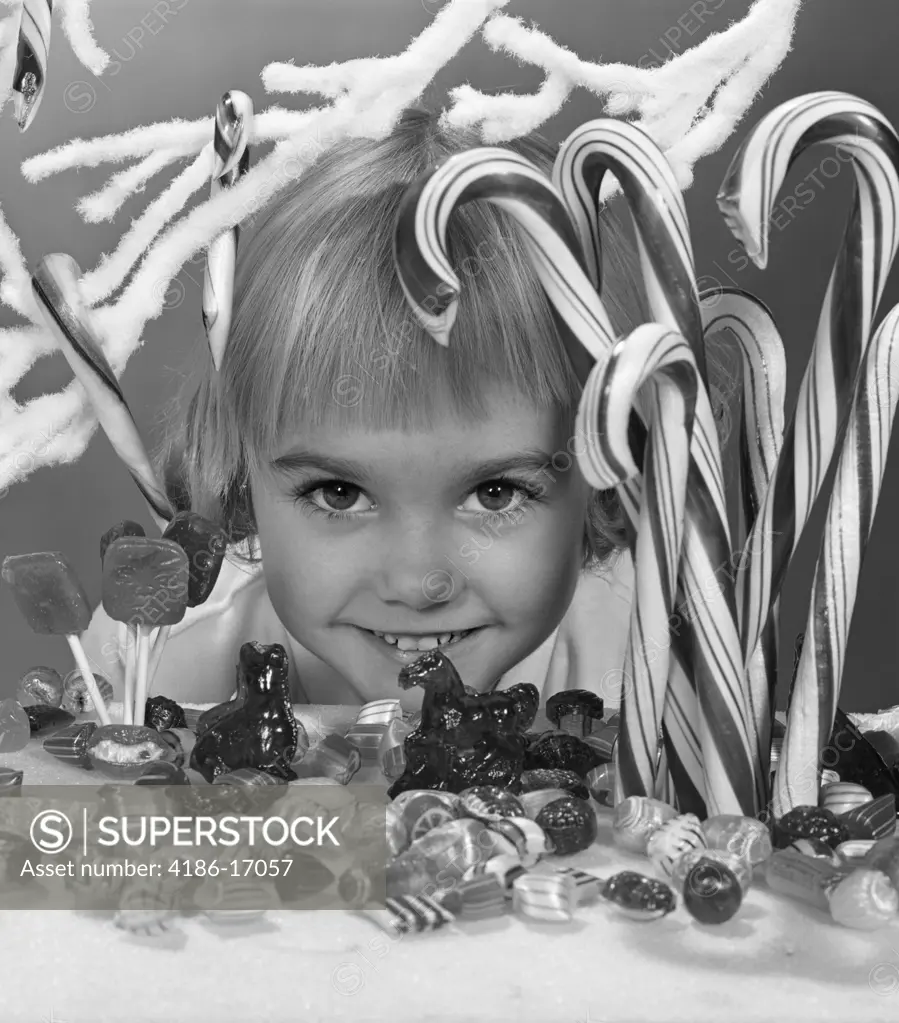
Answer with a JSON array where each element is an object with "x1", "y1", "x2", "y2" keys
[
  {"x1": 774, "y1": 303, "x2": 899, "y2": 814},
  {"x1": 12, "y1": 0, "x2": 52, "y2": 132},
  {"x1": 576, "y1": 324, "x2": 698, "y2": 800},
  {"x1": 553, "y1": 121, "x2": 755, "y2": 814},
  {"x1": 202, "y1": 91, "x2": 254, "y2": 369},
  {"x1": 700, "y1": 287, "x2": 787, "y2": 801},
  {"x1": 718, "y1": 93, "x2": 899, "y2": 690},
  {"x1": 394, "y1": 146, "x2": 756, "y2": 816}
]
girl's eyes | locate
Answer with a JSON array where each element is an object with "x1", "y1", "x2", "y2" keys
[{"x1": 290, "y1": 476, "x2": 546, "y2": 523}]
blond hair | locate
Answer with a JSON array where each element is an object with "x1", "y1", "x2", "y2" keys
[{"x1": 159, "y1": 106, "x2": 734, "y2": 567}]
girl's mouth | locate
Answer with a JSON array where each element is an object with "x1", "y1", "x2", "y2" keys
[{"x1": 355, "y1": 626, "x2": 486, "y2": 659}]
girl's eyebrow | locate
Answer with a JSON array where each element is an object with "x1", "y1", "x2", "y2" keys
[{"x1": 269, "y1": 448, "x2": 556, "y2": 486}]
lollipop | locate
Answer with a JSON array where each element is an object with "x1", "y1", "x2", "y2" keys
[
  {"x1": 147, "y1": 511, "x2": 228, "y2": 690},
  {"x1": 2, "y1": 552, "x2": 112, "y2": 726},
  {"x1": 101, "y1": 537, "x2": 189, "y2": 726},
  {"x1": 31, "y1": 254, "x2": 174, "y2": 530},
  {"x1": 202, "y1": 91, "x2": 254, "y2": 369},
  {"x1": 11, "y1": 0, "x2": 52, "y2": 131},
  {"x1": 716, "y1": 94, "x2": 899, "y2": 815},
  {"x1": 101, "y1": 520, "x2": 147, "y2": 721},
  {"x1": 395, "y1": 142, "x2": 754, "y2": 816}
]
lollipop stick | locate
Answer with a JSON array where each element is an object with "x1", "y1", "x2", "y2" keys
[
  {"x1": 133, "y1": 627, "x2": 151, "y2": 727},
  {"x1": 65, "y1": 636, "x2": 112, "y2": 727},
  {"x1": 146, "y1": 625, "x2": 171, "y2": 695},
  {"x1": 123, "y1": 624, "x2": 137, "y2": 725}
]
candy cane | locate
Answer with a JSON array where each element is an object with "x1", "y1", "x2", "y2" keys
[
  {"x1": 11, "y1": 0, "x2": 52, "y2": 132},
  {"x1": 202, "y1": 91, "x2": 254, "y2": 369},
  {"x1": 577, "y1": 323, "x2": 698, "y2": 799},
  {"x1": 700, "y1": 287, "x2": 787, "y2": 798},
  {"x1": 31, "y1": 254, "x2": 174, "y2": 530},
  {"x1": 394, "y1": 146, "x2": 755, "y2": 816},
  {"x1": 553, "y1": 121, "x2": 756, "y2": 813},
  {"x1": 774, "y1": 302, "x2": 899, "y2": 815},
  {"x1": 718, "y1": 94, "x2": 899, "y2": 686}
]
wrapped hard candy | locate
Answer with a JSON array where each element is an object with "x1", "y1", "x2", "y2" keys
[
  {"x1": 134, "y1": 760, "x2": 190, "y2": 786},
  {"x1": 836, "y1": 840, "x2": 877, "y2": 864},
  {"x1": 788, "y1": 838, "x2": 841, "y2": 865},
  {"x1": 61, "y1": 669, "x2": 114, "y2": 715},
  {"x1": 512, "y1": 872, "x2": 577, "y2": 923},
  {"x1": 519, "y1": 768, "x2": 589, "y2": 801},
  {"x1": 377, "y1": 718, "x2": 410, "y2": 780},
  {"x1": 612, "y1": 796, "x2": 678, "y2": 853},
  {"x1": 441, "y1": 873, "x2": 507, "y2": 919},
  {"x1": 24, "y1": 705, "x2": 74, "y2": 736},
  {"x1": 555, "y1": 867, "x2": 603, "y2": 905},
  {"x1": 143, "y1": 696, "x2": 187, "y2": 732},
  {"x1": 827, "y1": 869, "x2": 899, "y2": 930},
  {"x1": 646, "y1": 814, "x2": 706, "y2": 878},
  {"x1": 195, "y1": 879, "x2": 280, "y2": 924},
  {"x1": 862, "y1": 835, "x2": 899, "y2": 888},
  {"x1": 114, "y1": 884, "x2": 176, "y2": 936},
  {"x1": 0, "y1": 767, "x2": 23, "y2": 790},
  {"x1": 545, "y1": 691, "x2": 603, "y2": 738},
  {"x1": 672, "y1": 848, "x2": 752, "y2": 895},
  {"x1": 273, "y1": 850, "x2": 335, "y2": 904},
  {"x1": 841, "y1": 793, "x2": 897, "y2": 841},
  {"x1": 487, "y1": 816, "x2": 549, "y2": 867},
  {"x1": 458, "y1": 786, "x2": 524, "y2": 822},
  {"x1": 585, "y1": 763, "x2": 617, "y2": 808},
  {"x1": 820, "y1": 781, "x2": 874, "y2": 816},
  {"x1": 764, "y1": 849, "x2": 848, "y2": 912},
  {"x1": 601, "y1": 871, "x2": 676, "y2": 921},
  {"x1": 394, "y1": 790, "x2": 459, "y2": 843},
  {"x1": 535, "y1": 796, "x2": 598, "y2": 856},
  {"x1": 524, "y1": 732, "x2": 604, "y2": 778},
  {"x1": 385, "y1": 803, "x2": 409, "y2": 858},
  {"x1": 820, "y1": 769, "x2": 841, "y2": 787},
  {"x1": 462, "y1": 852, "x2": 526, "y2": 895},
  {"x1": 16, "y1": 666, "x2": 63, "y2": 708},
  {"x1": 0, "y1": 699, "x2": 32, "y2": 752},
  {"x1": 43, "y1": 721, "x2": 97, "y2": 769},
  {"x1": 701, "y1": 814, "x2": 772, "y2": 867},
  {"x1": 682, "y1": 856, "x2": 743, "y2": 925}
]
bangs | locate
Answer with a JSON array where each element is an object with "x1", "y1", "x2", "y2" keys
[{"x1": 224, "y1": 186, "x2": 582, "y2": 474}]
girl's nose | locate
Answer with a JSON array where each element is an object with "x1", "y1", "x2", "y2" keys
[{"x1": 373, "y1": 516, "x2": 466, "y2": 610}]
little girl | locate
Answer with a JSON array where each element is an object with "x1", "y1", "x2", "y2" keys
[{"x1": 82, "y1": 106, "x2": 731, "y2": 712}]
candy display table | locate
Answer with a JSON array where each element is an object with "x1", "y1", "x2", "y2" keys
[{"x1": 1, "y1": 705, "x2": 898, "y2": 1023}]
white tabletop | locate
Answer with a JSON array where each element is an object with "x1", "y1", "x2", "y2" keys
[{"x1": 0, "y1": 705, "x2": 897, "y2": 1023}]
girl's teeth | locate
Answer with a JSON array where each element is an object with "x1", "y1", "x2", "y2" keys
[{"x1": 369, "y1": 630, "x2": 471, "y2": 651}]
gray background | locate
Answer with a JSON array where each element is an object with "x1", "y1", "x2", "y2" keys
[{"x1": 1, "y1": 0, "x2": 897, "y2": 709}]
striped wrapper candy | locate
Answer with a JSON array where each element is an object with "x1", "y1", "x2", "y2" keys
[
  {"x1": 574, "y1": 323, "x2": 698, "y2": 806},
  {"x1": 292, "y1": 733, "x2": 361, "y2": 784},
  {"x1": 42, "y1": 721, "x2": 97, "y2": 770},
  {"x1": 443, "y1": 873, "x2": 507, "y2": 920},
  {"x1": 346, "y1": 698, "x2": 402, "y2": 766},
  {"x1": 700, "y1": 289, "x2": 787, "y2": 803},
  {"x1": 554, "y1": 121, "x2": 756, "y2": 816},
  {"x1": 715, "y1": 93, "x2": 899, "y2": 817},
  {"x1": 0, "y1": 767, "x2": 23, "y2": 789},
  {"x1": 512, "y1": 873, "x2": 578, "y2": 923},
  {"x1": 820, "y1": 782, "x2": 874, "y2": 816},
  {"x1": 203, "y1": 91, "x2": 254, "y2": 370},
  {"x1": 841, "y1": 794, "x2": 897, "y2": 841},
  {"x1": 377, "y1": 717, "x2": 410, "y2": 780},
  {"x1": 31, "y1": 255, "x2": 173, "y2": 531},
  {"x1": 376, "y1": 893, "x2": 455, "y2": 935},
  {"x1": 555, "y1": 867, "x2": 604, "y2": 905},
  {"x1": 486, "y1": 816, "x2": 548, "y2": 868},
  {"x1": 196, "y1": 878, "x2": 281, "y2": 925},
  {"x1": 12, "y1": 0, "x2": 52, "y2": 131},
  {"x1": 462, "y1": 852, "x2": 527, "y2": 895}
]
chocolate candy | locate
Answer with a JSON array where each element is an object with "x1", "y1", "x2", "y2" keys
[
  {"x1": 161, "y1": 511, "x2": 228, "y2": 607},
  {"x1": 190, "y1": 643, "x2": 300, "y2": 782},
  {"x1": 61, "y1": 669, "x2": 114, "y2": 715},
  {"x1": 545, "y1": 690, "x2": 604, "y2": 737},
  {"x1": 512, "y1": 873, "x2": 577, "y2": 922},
  {"x1": 820, "y1": 781, "x2": 874, "y2": 816},
  {"x1": 862, "y1": 730, "x2": 899, "y2": 768},
  {"x1": 682, "y1": 857, "x2": 743, "y2": 925},
  {"x1": 16, "y1": 666, "x2": 63, "y2": 708},
  {"x1": 102, "y1": 537, "x2": 189, "y2": 627},
  {"x1": 523, "y1": 732, "x2": 605, "y2": 779},
  {"x1": 841, "y1": 793, "x2": 897, "y2": 840},
  {"x1": 24, "y1": 704, "x2": 74, "y2": 736},
  {"x1": 612, "y1": 796, "x2": 678, "y2": 853},
  {"x1": 646, "y1": 814, "x2": 706, "y2": 878},
  {"x1": 100, "y1": 520, "x2": 145, "y2": 563},
  {"x1": 773, "y1": 805, "x2": 850, "y2": 850},
  {"x1": 143, "y1": 695, "x2": 188, "y2": 732},
  {"x1": 519, "y1": 768, "x2": 589, "y2": 801},
  {"x1": 0, "y1": 699, "x2": 31, "y2": 752},
  {"x1": 701, "y1": 814, "x2": 772, "y2": 866},
  {"x1": 827, "y1": 869, "x2": 899, "y2": 930},
  {"x1": 1, "y1": 552, "x2": 92, "y2": 635},
  {"x1": 535, "y1": 796, "x2": 598, "y2": 856},
  {"x1": 458, "y1": 786, "x2": 525, "y2": 822},
  {"x1": 601, "y1": 871, "x2": 676, "y2": 921},
  {"x1": 389, "y1": 650, "x2": 538, "y2": 797},
  {"x1": 43, "y1": 721, "x2": 97, "y2": 769}
]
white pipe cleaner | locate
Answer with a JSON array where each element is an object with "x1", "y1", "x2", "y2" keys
[{"x1": 0, "y1": 0, "x2": 802, "y2": 493}]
